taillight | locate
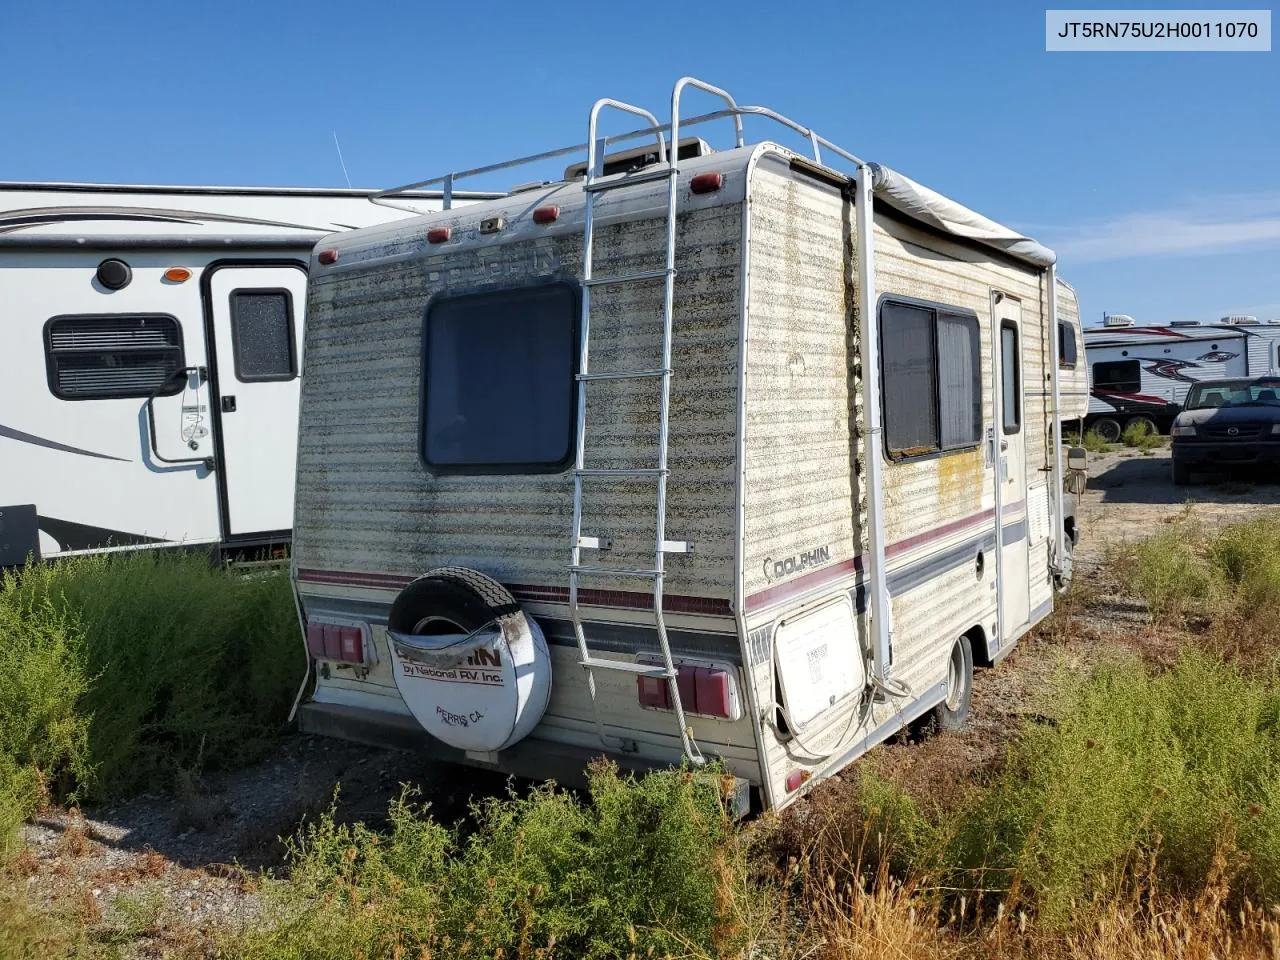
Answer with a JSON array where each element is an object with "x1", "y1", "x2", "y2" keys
[
  {"x1": 427, "y1": 227, "x2": 451, "y2": 244},
  {"x1": 317, "y1": 248, "x2": 339, "y2": 265},
  {"x1": 690, "y1": 172, "x2": 723, "y2": 195},
  {"x1": 532, "y1": 205, "x2": 559, "y2": 224},
  {"x1": 785, "y1": 769, "x2": 812, "y2": 793},
  {"x1": 635, "y1": 661, "x2": 740, "y2": 719},
  {"x1": 306, "y1": 618, "x2": 371, "y2": 665}
]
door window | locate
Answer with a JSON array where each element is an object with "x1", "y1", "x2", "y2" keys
[
  {"x1": 229, "y1": 289, "x2": 297, "y2": 382},
  {"x1": 1001, "y1": 322, "x2": 1021, "y2": 435}
]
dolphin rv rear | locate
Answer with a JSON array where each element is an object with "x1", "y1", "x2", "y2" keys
[{"x1": 290, "y1": 78, "x2": 1084, "y2": 811}]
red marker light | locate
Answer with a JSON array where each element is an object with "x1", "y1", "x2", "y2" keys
[
  {"x1": 427, "y1": 227, "x2": 452, "y2": 244},
  {"x1": 690, "y1": 172, "x2": 723, "y2": 195},
  {"x1": 533, "y1": 205, "x2": 559, "y2": 224},
  {"x1": 317, "y1": 248, "x2": 340, "y2": 265},
  {"x1": 785, "y1": 769, "x2": 811, "y2": 793}
]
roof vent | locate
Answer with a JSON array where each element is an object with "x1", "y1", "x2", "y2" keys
[
  {"x1": 1221, "y1": 315, "x2": 1260, "y2": 325},
  {"x1": 1104, "y1": 313, "x2": 1135, "y2": 327},
  {"x1": 563, "y1": 137, "x2": 713, "y2": 181},
  {"x1": 1169, "y1": 320, "x2": 1201, "y2": 327}
]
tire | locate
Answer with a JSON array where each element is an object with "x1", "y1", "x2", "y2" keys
[
  {"x1": 931, "y1": 634, "x2": 974, "y2": 733},
  {"x1": 1094, "y1": 418, "x2": 1123, "y2": 443},
  {"x1": 388, "y1": 566, "x2": 521, "y2": 637},
  {"x1": 1172, "y1": 460, "x2": 1192, "y2": 487}
]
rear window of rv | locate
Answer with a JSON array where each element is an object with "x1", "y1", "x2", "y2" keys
[
  {"x1": 422, "y1": 283, "x2": 578, "y2": 472},
  {"x1": 44, "y1": 314, "x2": 185, "y2": 401},
  {"x1": 879, "y1": 298, "x2": 982, "y2": 460}
]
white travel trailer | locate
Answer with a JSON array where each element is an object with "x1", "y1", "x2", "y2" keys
[
  {"x1": 0, "y1": 182, "x2": 492, "y2": 565},
  {"x1": 289, "y1": 78, "x2": 1086, "y2": 812},
  {"x1": 1083, "y1": 315, "x2": 1280, "y2": 439}
]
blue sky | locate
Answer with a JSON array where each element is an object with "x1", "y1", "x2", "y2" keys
[{"x1": 3, "y1": 0, "x2": 1275, "y2": 326}]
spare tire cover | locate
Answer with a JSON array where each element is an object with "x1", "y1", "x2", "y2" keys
[{"x1": 387, "y1": 567, "x2": 551, "y2": 752}]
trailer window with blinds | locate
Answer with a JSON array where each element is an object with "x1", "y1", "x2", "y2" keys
[
  {"x1": 44, "y1": 314, "x2": 185, "y2": 401},
  {"x1": 230, "y1": 289, "x2": 297, "y2": 382},
  {"x1": 422, "y1": 283, "x2": 577, "y2": 472},
  {"x1": 879, "y1": 298, "x2": 982, "y2": 460}
]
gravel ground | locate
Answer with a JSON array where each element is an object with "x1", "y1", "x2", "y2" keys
[{"x1": 13, "y1": 441, "x2": 1280, "y2": 956}]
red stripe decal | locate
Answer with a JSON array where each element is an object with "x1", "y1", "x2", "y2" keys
[{"x1": 298, "y1": 502, "x2": 1028, "y2": 619}]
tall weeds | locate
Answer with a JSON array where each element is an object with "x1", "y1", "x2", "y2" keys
[
  {"x1": 230, "y1": 761, "x2": 760, "y2": 960},
  {"x1": 0, "y1": 549, "x2": 301, "y2": 828}
]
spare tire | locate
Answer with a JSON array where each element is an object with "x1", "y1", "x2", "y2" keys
[{"x1": 387, "y1": 567, "x2": 552, "y2": 753}]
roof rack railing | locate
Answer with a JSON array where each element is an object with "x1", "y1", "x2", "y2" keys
[{"x1": 369, "y1": 76, "x2": 866, "y2": 213}]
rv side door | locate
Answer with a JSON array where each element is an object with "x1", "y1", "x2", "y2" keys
[
  {"x1": 993, "y1": 294, "x2": 1031, "y2": 638},
  {"x1": 205, "y1": 263, "x2": 307, "y2": 542}
]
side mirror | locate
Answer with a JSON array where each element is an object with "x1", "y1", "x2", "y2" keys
[{"x1": 1067, "y1": 446, "x2": 1087, "y2": 471}]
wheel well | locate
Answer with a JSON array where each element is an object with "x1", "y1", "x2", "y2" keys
[{"x1": 966, "y1": 623, "x2": 995, "y2": 669}]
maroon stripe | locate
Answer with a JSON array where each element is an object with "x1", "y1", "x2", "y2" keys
[
  {"x1": 296, "y1": 568, "x2": 414, "y2": 590},
  {"x1": 743, "y1": 500, "x2": 1028, "y2": 611},
  {"x1": 294, "y1": 569, "x2": 731, "y2": 617},
  {"x1": 743, "y1": 557, "x2": 860, "y2": 613},
  {"x1": 299, "y1": 500, "x2": 1030, "y2": 617}
]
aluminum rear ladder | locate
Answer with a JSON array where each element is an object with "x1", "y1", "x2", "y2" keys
[{"x1": 568, "y1": 81, "x2": 744, "y2": 767}]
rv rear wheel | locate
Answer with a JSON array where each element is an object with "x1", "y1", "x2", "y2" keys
[
  {"x1": 1093, "y1": 418, "x2": 1123, "y2": 443},
  {"x1": 931, "y1": 635, "x2": 973, "y2": 733}
]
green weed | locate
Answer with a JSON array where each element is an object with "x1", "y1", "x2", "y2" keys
[{"x1": 228, "y1": 761, "x2": 759, "y2": 960}]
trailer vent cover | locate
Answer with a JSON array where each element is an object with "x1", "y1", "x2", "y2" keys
[{"x1": 386, "y1": 567, "x2": 552, "y2": 753}]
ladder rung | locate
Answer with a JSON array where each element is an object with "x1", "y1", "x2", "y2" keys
[
  {"x1": 576, "y1": 467, "x2": 666, "y2": 477},
  {"x1": 577, "y1": 535, "x2": 613, "y2": 550},
  {"x1": 570, "y1": 565, "x2": 661, "y2": 578},
  {"x1": 580, "y1": 657, "x2": 673, "y2": 677},
  {"x1": 661, "y1": 540, "x2": 693, "y2": 554},
  {"x1": 585, "y1": 269, "x2": 672, "y2": 287},
  {"x1": 577, "y1": 368, "x2": 669, "y2": 382},
  {"x1": 583, "y1": 167, "x2": 676, "y2": 192}
]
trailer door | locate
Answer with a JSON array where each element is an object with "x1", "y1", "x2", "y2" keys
[
  {"x1": 206, "y1": 263, "x2": 307, "y2": 541},
  {"x1": 994, "y1": 295, "x2": 1031, "y2": 636}
]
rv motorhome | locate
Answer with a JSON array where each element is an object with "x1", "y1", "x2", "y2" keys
[
  {"x1": 0, "y1": 182, "x2": 493, "y2": 565},
  {"x1": 289, "y1": 77, "x2": 1087, "y2": 812},
  {"x1": 1083, "y1": 314, "x2": 1280, "y2": 440}
]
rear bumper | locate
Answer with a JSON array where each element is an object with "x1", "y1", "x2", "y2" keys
[
  {"x1": 296, "y1": 701, "x2": 752, "y2": 815},
  {"x1": 1172, "y1": 441, "x2": 1280, "y2": 466}
]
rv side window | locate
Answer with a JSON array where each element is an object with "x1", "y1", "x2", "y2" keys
[
  {"x1": 422, "y1": 283, "x2": 577, "y2": 472},
  {"x1": 1092, "y1": 359, "x2": 1141, "y2": 393},
  {"x1": 1001, "y1": 322, "x2": 1021, "y2": 435},
  {"x1": 44, "y1": 314, "x2": 185, "y2": 401},
  {"x1": 879, "y1": 298, "x2": 982, "y2": 460},
  {"x1": 1058, "y1": 321, "x2": 1078, "y2": 368},
  {"x1": 229, "y1": 289, "x2": 297, "y2": 382}
]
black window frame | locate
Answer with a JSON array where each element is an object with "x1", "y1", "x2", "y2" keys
[
  {"x1": 1092, "y1": 358, "x2": 1141, "y2": 393},
  {"x1": 1001, "y1": 321, "x2": 1022, "y2": 436},
  {"x1": 1058, "y1": 320, "x2": 1078, "y2": 368},
  {"x1": 419, "y1": 280, "x2": 580, "y2": 476},
  {"x1": 877, "y1": 294, "x2": 984, "y2": 463},
  {"x1": 43, "y1": 313, "x2": 186, "y2": 402},
  {"x1": 228, "y1": 287, "x2": 298, "y2": 383}
]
